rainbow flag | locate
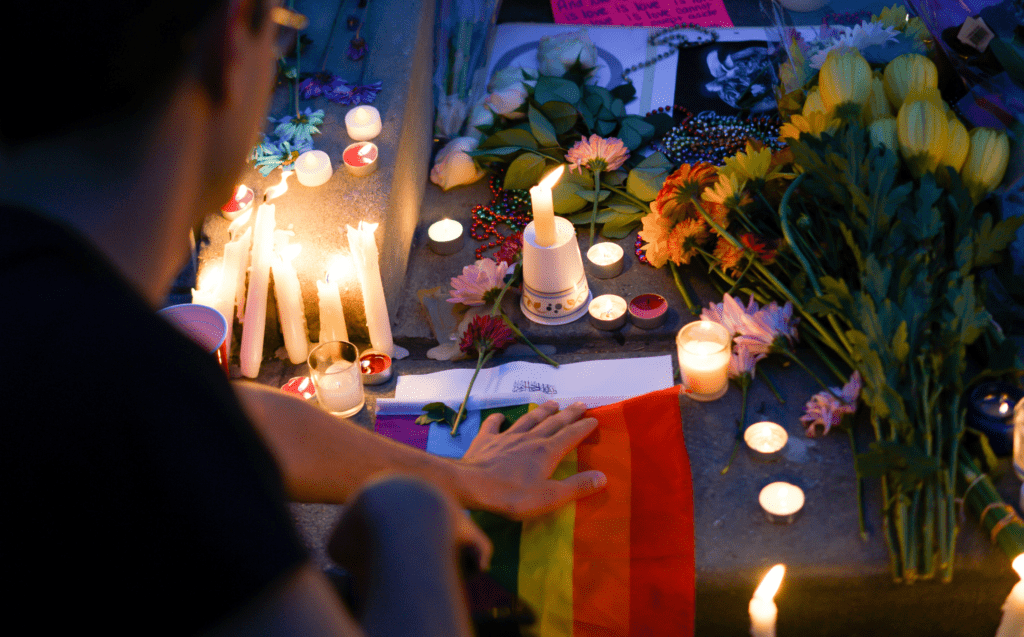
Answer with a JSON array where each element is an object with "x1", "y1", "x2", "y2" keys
[{"x1": 375, "y1": 386, "x2": 694, "y2": 636}]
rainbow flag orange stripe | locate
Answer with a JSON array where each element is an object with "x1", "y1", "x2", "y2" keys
[{"x1": 376, "y1": 386, "x2": 694, "y2": 636}]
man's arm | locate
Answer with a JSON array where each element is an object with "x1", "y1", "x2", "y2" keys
[{"x1": 233, "y1": 381, "x2": 606, "y2": 519}]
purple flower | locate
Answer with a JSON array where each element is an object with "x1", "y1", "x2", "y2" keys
[
  {"x1": 334, "y1": 81, "x2": 383, "y2": 105},
  {"x1": 448, "y1": 258, "x2": 510, "y2": 306},
  {"x1": 800, "y1": 372, "x2": 862, "y2": 437},
  {"x1": 300, "y1": 72, "x2": 344, "y2": 99},
  {"x1": 347, "y1": 36, "x2": 368, "y2": 61}
]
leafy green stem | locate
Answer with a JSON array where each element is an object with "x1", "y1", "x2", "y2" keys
[
  {"x1": 603, "y1": 183, "x2": 651, "y2": 210},
  {"x1": 721, "y1": 376, "x2": 751, "y2": 475},
  {"x1": 669, "y1": 261, "x2": 700, "y2": 315},
  {"x1": 452, "y1": 349, "x2": 494, "y2": 436},
  {"x1": 759, "y1": 367, "x2": 785, "y2": 404},
  {"x1": 590, "y1": 170, "x2": 601, "y2": 246},
  {"x1": 499, "y1": 313, "x2": 559, "y2": 368}
]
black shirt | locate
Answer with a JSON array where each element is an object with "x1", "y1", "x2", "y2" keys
[{"x1": 0, "y1": 206, "x2": 306, "y2": 633}]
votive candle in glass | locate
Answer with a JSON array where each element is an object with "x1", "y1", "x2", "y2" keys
[{"x1": 676, "y1": 320, "x2": 731, "y2": 401}]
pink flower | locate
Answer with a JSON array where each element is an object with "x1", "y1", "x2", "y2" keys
[
  {"x1": 566, "y1": 134, "x2": 629, "y2": 174},
  {"x1": 702, "y1": 293, "x2": 760, "y2": 338},
  {"x1": 448, "y1": 258, "x2": 510, "y2": 306},
  {"x1": 734, "y1": 300, "x2": 799, "y2": 355},
  {"x1": 729, "y1": 343, "x2": 764, "y2": 380},
  {"x1": 459, "y1": 315, "x2": 516, "y2": 357},
  {"x1": 800, "y1": 371, "x2": 862, "y2": 437}
]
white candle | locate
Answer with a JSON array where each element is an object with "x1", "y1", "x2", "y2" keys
[
  {"x1": 745, "y1": 421, "x2": 788, "y2": 457},
  {"x1": 316, "y1": 361, "x2": 364, "y2": 414},
  {"x1": 343, "y1": 142, "x2": 379, "y2": 176},
  {"x1": 230, "y1": 227, "x2": 253, "y2": 325},
  {"x1": 677, "y1": 320, "x2": 731, "y2": 400},
  {"x1": 220, "y1": 226, "x2": 252, "y2": 355},
  {"x1": 316, "y1": 259, "x2": 349, "y2": 344},
  {"x1": 996, "y1": 555, "x2": 1024, "y2": 637},
  {"x1": 295, "y1": 150, "x2": 333, "y2": 187},
  {"x1": 530, "y1": 165, "x2": 565, "y2": 248},
  {"x1": 345, "y1": 105, "x2": 382, "y2": 141},
  {"x1": 759, "y1": 482, "x2": 805, "y2": 523},
  {"x1": 272, "y1": 231, "x2": 308, "y2": 365},
  {"x1": 587, "y1": 242, "x2": 624, "y2": 278},
  {"x1": 220, "y1": 184, "x2": 254, "y2": 221},
  {"x1": 588, "y1": 294, "x2": 627, "y2": 330},
  {"x1": 346, "y1": 222, "x2": 410, "y2": 360},
  {"x1": 240, "y1": 172, "x2": 290, "y2": 378},
  {"x1": 427, "y1": 218, "x2": 465, "y2": 255},
  {"x1": 749, "y1": 564, "x2": 785, "y2": 637}
]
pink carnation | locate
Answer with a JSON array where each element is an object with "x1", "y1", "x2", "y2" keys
[
  {"x1": 566, "y1": 134, "x2": 629, "y2": 174},
  {"x1": 448, "y1": 258, "x2": 510, "y2": 306}
]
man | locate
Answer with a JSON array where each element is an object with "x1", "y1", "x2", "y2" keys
[{"x1": 0, "y1": 1, "x2": 604, "y2": 634}]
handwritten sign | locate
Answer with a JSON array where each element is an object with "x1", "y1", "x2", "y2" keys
[{"x1": 551, "y1": 0, "x2": 733, "y2": 28}]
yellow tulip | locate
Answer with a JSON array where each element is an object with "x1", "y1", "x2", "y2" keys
[
  {"x1": 902, "y1": 86, "x2": 946, "y2": 112},
  {"x1": 961, "y1": 127, "x2": 1010, "y2": 203},
  {"x1": 940, "y1": 116, "x2": 969, "y2": 174},
  {"x1": 803, "y1": 87, "x2": 826, "y2": 116},
  {"x1": 897, "y1": 99, "x2": 948, "y2": 176},
  {"x1": 862, "y1": 76, "x2": 892, "y2": 125},
  {"x1": 883, "y1": 54, "x2": 938, "y2": 110},
  {"x1": 818, "y1": 48, "x2": 872, "y2": 115},
  {"x1": 869, "y1": 117, "x2": 899, "y2": 152}
]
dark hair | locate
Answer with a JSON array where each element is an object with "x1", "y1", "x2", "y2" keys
[{"x1": 1, "y1": 1, "x2": 266, "y2": 148}]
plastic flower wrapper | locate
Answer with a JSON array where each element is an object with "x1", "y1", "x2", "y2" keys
[
  {"x1": 432, "y1": 0, "x2": 502, "y2": 138},
  {"x1": 538, "y1": 30, "x2": 598, "y2": 80},
  {"x1": 430, "y1": 136, "x2": 486, "y2": 190}
]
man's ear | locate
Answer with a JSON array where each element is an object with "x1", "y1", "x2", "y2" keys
[{"x1": 196, "y1": 0, "x2": 261, "y2": 105}]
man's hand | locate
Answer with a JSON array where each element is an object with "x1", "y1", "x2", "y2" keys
[{"x1": 458, "y1": 401, "x2": 607, "y2": 520}]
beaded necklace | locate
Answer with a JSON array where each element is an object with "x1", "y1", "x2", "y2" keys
[
  {"x1": 621, "y1": 24, "x2": 719, "y2": 82},
  {"x1": 656, "y1": 111, "x2": 784, "y2": 166},
  {"x1": 469, "y1": 174, "x2": 533, "y2": 260}
]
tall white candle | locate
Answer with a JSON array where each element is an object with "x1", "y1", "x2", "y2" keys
[
  {"x1": 317, "y1": 258, "x2": 349, "y2": 343},
  {"x1": 530, "y1": 165, "x2": 565, "y2": 248},
  {"x1": 272, "y1": 230, "x2": 308, "y2": 365},
  {"x1": 240, "y1": 173, "x2": 290, "y2": 378},
  {"x1": 996, "y1": 555, "x2": 1024, "y2": 637},
  {"x1": 749, "y1": 564, "x2": 785, "y2": 637},
  {"x1": 223, "y1": 226, "x2": 252, "y2": 347},
  {"x1": 346, "y1": 222, "x2": 409, "y2": 359}
]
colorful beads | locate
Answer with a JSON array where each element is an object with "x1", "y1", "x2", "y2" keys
[
  {"x1": 470, "y1": 175, "x2": 533, "y2": 260},
  {"x1": 656, "y1": 111, "x2": 784, "y2": 166}
]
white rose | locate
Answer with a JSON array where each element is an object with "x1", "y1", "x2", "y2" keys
[
  {"x1": 488, "y1": 65, "x2": 537, "y2": 93},
  {"x1": 430, "y1": 137, "x2": 486, "y2": 191},
  {"x1": 434, "y1": 94, "x2": 468, "y2": 139},
  {"x1": 484, "y1": 84, "x2": 528, "y2": 119},
  {"x1": 538, "y1": 30, "x2": 598, "y2": 77},
  {"x1": 466, "y1": 102, "x2": 495, "y2": 141}
]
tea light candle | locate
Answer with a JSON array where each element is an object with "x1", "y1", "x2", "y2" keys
[
  {"x1": 588, "y1": 294, "x2": 627, "y2": 330},
  {"x1": 745, "y1": 421, "x2": 788, "y2": 460},
  {"x1": 759, "y1": 481, "x2": 805, "y2": 524},
  {"x1": 587, "y1": 242, "x2": 624, "y2": 278},
  {"x1": 220, "y1": 184, "x2": 254, "y2": 221},
  {"x1": 360, "y1": 349, "x2": 393, "y2": 385},
  {"x1": 996, "y1": 555, "x2": 1024, "y2": 637},
  {"x1": 628, "y1": 293, "x2": 668, "y2": 329},
  {"x1": 968, "y1": 382, "x2": 1023, "y2": 456},
  {"x1": 343, "y1": 142, "x2": 378, "y2": 176},
  {"x1": 345, "y1": 105, "x2": 382, "y2": 140},
  {"x1": 676, "y1": 320, "x2": 731, "y2": 401},
  {"x1": 295, "y1": 150, "x2": 333, "y2": 187},
  {"x1": 427, "y1": 218, "x2": 465, "y2": 255},
  {"x1": 749, "y1": 564, "x2": 785, "y2": 637}
]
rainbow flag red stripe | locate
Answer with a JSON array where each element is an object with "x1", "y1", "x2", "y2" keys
[{"x1": 376, "y1": 386, "x2": 694, "y2": 636}]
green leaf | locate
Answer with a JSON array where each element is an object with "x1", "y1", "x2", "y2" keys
[
  {"x1": 855, "y1": 441, "x2": 941, "y2": 494},
  {"x1": 504, "y1": 153, "x2": 548, "y2": 190},
  {"x1": 610, "y1": 98, "x2": 626, "y2": 119},
  {"x1": 479, "y1": 128, "x2": 538, "y2": 150},
  {"x1": 973, "y1": 214, "x2": 1024, "y2": 268},
  {"x1": 528, "y1": 104, "x2": 558, "y2": 147},
  {"x1": 610, "y1": 82, "x2": 637, "y2": 104},
  {"x1": 628, "y1": 163, "x2": 670, "y2": 202},
  {"x1": 600, "y1": 211, "x2": 645, "y2": 238},
  {"x1": 465, "y1": 146, "x2": 523, "y2": 158},
  {"x1": 538, "y1": 100, "x2": 577, "y2": 135},
  {"x1": 552, "y1": 168, "x2": 590, "y2": 213},
  {"x1": 565, "y1": 207, "x2": 622, "y2": 225},
  {"x1": 636, "y1": 151, "x2": 672, "y2": 170},
  {"x1": 595, "y1": 119, "x2": 616, "y2": 136},
  {"x1": 416, "y1": 402, "x2": 456, "y2": 427},
  {"x1": 534, "y1": 77, "x2": 582, "y2": 106},
  {"x1": 576, "y1": 188, "x2": 611, "y2": 203}
]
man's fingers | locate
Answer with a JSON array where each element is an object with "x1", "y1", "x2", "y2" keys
[
  {"x1": 505, "y1": 400, "x2": 560, "y2": 433},
  {"x1": 546, "y1": 415, "x2": 600, "y2": 453},
  {"x1": 531, "y1": 403, "x2": 591, "y2": 438},
  {"x1": 478, "y1": 412, "x2": 505, "y2": 437},
  {"x1": 523, "y1": 470, "x2": 609, "y2": 518}
]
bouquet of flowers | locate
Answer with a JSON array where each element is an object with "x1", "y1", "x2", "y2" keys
[{"x1": 641, "y1": 6, "x2": 1023, "y2": 582}]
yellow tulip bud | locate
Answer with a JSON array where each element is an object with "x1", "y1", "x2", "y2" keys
[
  {"x1": 862, "y1": 76, "x2": 892, "y2": 125},
  {"x1": 818, "y1": 48, "x2": 872, "y2": 115},
  {"x1": 803, "y1": 87, "x2": 826, "y2": 116},
  {"x1": 902, "y1": 86, "x2": 946, "y2": 112},
  {"x1": 940, "y1": 116, "x2": 969, "y2": 174},
  {"x1": 883, "y1": 54, "x2": 938, "y2": 110},
  {"x1": 961, "y1": 127, "x2": 1010, "y2": 203},
  {"x1": 869, "y1": 117, "x2": 899, "y2": 151},
  {"x1": 897, "y1": 99, "x2": 948, "y2": 176}
]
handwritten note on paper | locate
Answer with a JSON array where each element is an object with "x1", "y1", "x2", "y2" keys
[{"x1": 551, "y1": 0, "x2": 733, "y2": 28}]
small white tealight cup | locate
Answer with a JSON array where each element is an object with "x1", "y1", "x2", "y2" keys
[
  {"x1": 427, "y1": 219, "x2": 465, "y2": 255},
  {"x1": 759, "y1": 481, "x2": 805, "y2": 524},
  {"x1": 588, "y1": 294, "x2": 627, "y2": 330},
  {"x1": 744, "y1": 421, "x2": 788, "y2": 461},
  {"x1": 586, "y1": 242, "x2": 624, "y2": 278}
]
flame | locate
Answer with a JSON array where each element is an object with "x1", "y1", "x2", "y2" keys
[
  {"x1": 326, "y1": 255, "x2": 351, "y2": 285},
  {"x1": 196, "y1": 263, "x2": 223, "y2": 293},
  {"x1": 1013, "y1": 554, "x2": 1024, "y2": 580},
  {"x1": 1000, "y1": 401, "x2": 1010, "y2": 416},
  {"x1": 753, "y1": 564, "x2": 785, "y2": 601},
  {"x1": 538, "y1": 165, "x2": 565, "y2": 189},
  {"x1": 264, "y1": 171, "x2": 292, "y2": 201}
]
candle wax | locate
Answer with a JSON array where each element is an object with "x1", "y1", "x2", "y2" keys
[
  {"x1": 316, "y1": 361, "x2": 363, "y2": 413},
  {"x1": 428, "y1": 219, "x2": 463, "y2": 242}
]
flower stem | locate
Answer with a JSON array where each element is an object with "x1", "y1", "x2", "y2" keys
[
  {"x1": 490, "y1": 265, "x2": 520, "y2": 318},
  {"x1": 721, "y1": 377, "x2": 750, "y2": 475},
  {"x1": 759, "y1": 367, "x2": 785, "y2": 404},
  {"x1": 452, "y1": 349, "x2": 493, "y2": 436},
  {"x1": 590, "y1": 170, "x2": 601, "y2": 246},
  {"x1": 848, "y1": 427, "x2": 869, "y2": 540},
  {"x1": 669, "y1": 261, "x2": 700, "y2": 315},
  {"x1": 603, "y1": 184, "x2": 651, "y2": 211},
  {"x1": 499, "y1": 312, "x2": 559, "y2": 368},
  {"x1": 780, "y1": 348, "x2": 840, "y2": 399}
]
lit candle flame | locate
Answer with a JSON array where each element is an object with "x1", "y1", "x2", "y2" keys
[
  {"x1": 264, "y1": 171, "x2": 292, "y2": 201},
  {"x1": 539, "y1": 165, "x2": 565, "y2": 189},
  {"x1": 1014, "y1": 554, "x2": 1024, "y2": 579},
  {"x1": 326, "y1": 255, "x2": 351, "y2": 285},
  {"x1": 753, "y1": 564, "x2": 785, "y2": 601},
  {"x1": 1001, "y1": 401, "x2": 1010, "y2": 416}
]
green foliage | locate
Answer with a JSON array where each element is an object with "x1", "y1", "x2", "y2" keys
[{"x1": 416, "y1": 402, "x2": 457, "y2": 427}]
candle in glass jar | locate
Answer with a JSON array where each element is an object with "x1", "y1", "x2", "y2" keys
[
  {"x1": 345, "y1": 105, "x2": 382, "y2": 140},
  {"x1": 295, "y1": 150, "x2": 333, "y2": 187},
  {"x1": 343, "y1": 142, "x2": 378, "y2": 176},
  {"x1": 317, "y1": 361, "x2": 363, "y2": 414},
  {"x1": 587, "y1": 242, "x2": 624, "y2": 278},
  {"x1": 996, "y1": 555, "x2": 1024, "y2": 637},
  {"x1": 749, "y1": 564, "x2": 785, "y2": 637},
  {"x1": 676, "y1": 320, "x2": 730, "y2": 400}
]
